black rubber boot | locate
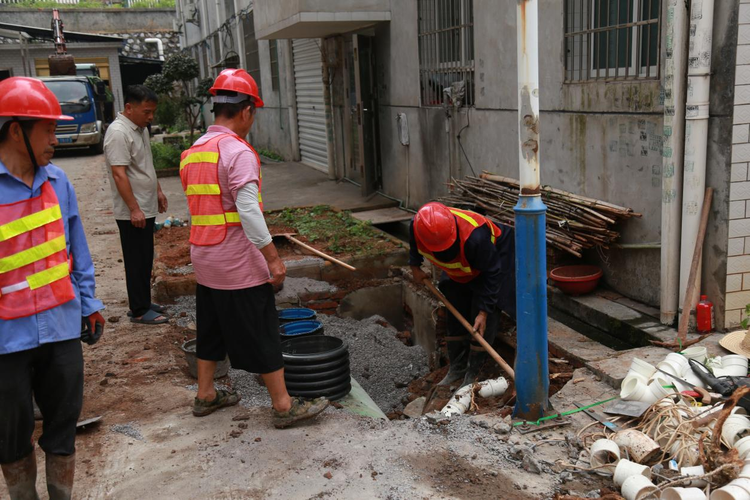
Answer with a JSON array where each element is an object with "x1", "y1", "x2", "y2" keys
[
  {"x1": 1, "y1": 452, "x2": 39, "y2": 500},
  {"x1": 437, "y1": 339, "x2": 469, "y2": 386},
  {"x1": 45, "y1": 453, "x2": 75, "y2": 500},
  {"x1": 461, "y1": 349, "x2": 488, "y2": 387}
]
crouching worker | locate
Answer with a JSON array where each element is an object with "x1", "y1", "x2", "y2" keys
[
  {"x1": 409, "y1": 202, "x2": 515, "y2": 388},
  {"x1": 0, "y1": 77, "x2": 105, "y2": 499},
  {"x1": 181, "y1": 69, "x2": 328, "y2": 428}
]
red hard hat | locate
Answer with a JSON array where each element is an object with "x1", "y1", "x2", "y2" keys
[
  {"x1": 0, "y1": 77, "x2": 73, "y2": 121},
  {"x1": 414, "y1": 202, "x2": 457, "y2": 252},
  {"x1": 209, "y1": 69, "x2": 264, "y2": 108}
]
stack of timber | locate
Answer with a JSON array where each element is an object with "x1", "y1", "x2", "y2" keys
[{"x1": 438, "y1": 172, "x2": 641, "y2": 258}]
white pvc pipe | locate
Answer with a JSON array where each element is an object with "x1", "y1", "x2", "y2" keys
[
  {"x1": 144, "y1": 38, "x2": 165, "y2": 61},
  {"x1": 440, "y1": 377, "x2": 509, "y2": 417},
  {"x1": 660, "y1": 0, "x2": 690, "y2": 325},
  {"x1": 678, "y1": 0, "x2": 715, "y2": 325},
  {"x1": 516, "y1": 0, "x2": 541, "y2": 194}
]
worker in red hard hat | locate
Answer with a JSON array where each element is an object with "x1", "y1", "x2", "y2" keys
[
  {"x1": 410, "y1": 202, "x2": 515, "y2": 387},
  {"x1": 0, "y1": 77, "x2": 105, "y2": 499},
  {"x1": 181, "y1": 69, "x2": 328, "y2": 428}
]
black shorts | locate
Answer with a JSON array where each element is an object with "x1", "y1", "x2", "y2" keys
[
  {"x1": 196, "y1": 283, "x2": 283, "y2": 374},
  {"x1": 0, "y1": 339, "x2": 84, "y2": 464}
]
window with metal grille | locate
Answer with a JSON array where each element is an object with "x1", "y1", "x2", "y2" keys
[
  {"x1": 564, "y1": 0, "x2": 661, "y2": 82},
  {"x1": 269, "y1": 39, "x2": 280, "y2": 91},
  {"x1": 242, "y1": 13, "x2": 262, "y2": 95},
  {"x1": 418, "y1": 0, "x2": 475, "y2": 107}
]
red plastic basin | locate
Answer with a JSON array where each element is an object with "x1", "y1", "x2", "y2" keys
[{"x1": 549, "y1": 265, "x2": 602, "y2": 296}]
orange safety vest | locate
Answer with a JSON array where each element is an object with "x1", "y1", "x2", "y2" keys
[
  {"x1": 415, "y1": 208, "x2": 502, "y2": 283},
  {"x1": 0, "y1": 181, "x2": 76, "y2": 320},
  {"x1": 180, "y1": 133, "x2": 263, "y2": 246}
]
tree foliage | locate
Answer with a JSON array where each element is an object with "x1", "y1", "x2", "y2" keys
[{"x1": 144, "y1": 53, "x2": 212, "y2": 141}]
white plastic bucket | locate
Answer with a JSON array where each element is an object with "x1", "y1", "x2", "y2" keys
[
  {"x1": 723, "y1": 415, "x2": 750, "y2": 447},
  {"x1": 735, "y1": 436, "x2": 750, "y2": 460},
  {"x1": 629, "y1": 358, "x2": 657, "y2": 379},
  {"x1": 662, "y1": 487, "x2": 709, "y2": 500},
  {"x1": 681, "y1": 465, "x2": 708, "y2": 487},
  {"x1": 621, "y1": 474, "x2": 657, "y2": 500},
  {"x1": 621, "y1": 377, "x2": 653, "y2": 403},
  {"x1": 723, "y1": 355, "x2": 749, "y2": 377},
  {"x1": 589, "y1": 439, "x2": 620, "y2": 471},
  {"x1": 681, "y1": 346, "x2": 708, "y2": 364},
  {"x1": 711, "y1": 484, "x2": 750, "y2": 500},
  {"x1": 613, "y1": 459, "x2": 651, "y2": 487}
]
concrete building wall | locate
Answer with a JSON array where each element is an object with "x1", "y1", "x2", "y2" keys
[
  {"x1": 0, "y1": 43, "x2": 124, "y2": 112},
  {"x1": 0, "y1": 8, "x2": 176, "y2": 33},
  {"x1": 725, "y1": 2, "x2": 750, "y2": 329},
  {"x1": 174, "y1": 0, "x2": 295, "y2": 159},
  {"x1": 370, "y1": 0, "x2": 737, "y2": 315}
]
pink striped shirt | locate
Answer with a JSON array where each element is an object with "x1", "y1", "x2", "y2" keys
[{"x1": 189, "y1": 125, "x2": 270, "y2": 290}]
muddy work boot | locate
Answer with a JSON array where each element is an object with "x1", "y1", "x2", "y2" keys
[
  {"x1": 273, "y1": 397, "x2": 329, "y2": 429},
  {"x1": 45, "y1": 453, "x2": 75, "y2": 500},
  {"x1": 461, "y1": 349, "x2": 488, "y2": 388},
  {"x1": 437, "y1": 338, "x2": 469, "y2": 386},
  {"x1": 1, "y1": 452, "x2": 39, "y2": 500},
  {"x1": 192, "y1": 389, "x2": 241, "y2": 417}
]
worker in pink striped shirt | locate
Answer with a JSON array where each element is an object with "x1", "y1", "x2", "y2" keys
[{"x1": 180, "y1": 69, "x2": 328, "y2": 428}]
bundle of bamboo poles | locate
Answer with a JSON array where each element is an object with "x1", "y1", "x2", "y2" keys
[{"x1": 438, "y1": 172, "x2": 641, "y2": 258}]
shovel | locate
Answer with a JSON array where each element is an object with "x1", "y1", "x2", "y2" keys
[
  {"x1": 421, "y1": 278, "x2": 515, "y2": 380},
  {"x1": 273, "y1": 232, "x2": 356, "y2": 272}
]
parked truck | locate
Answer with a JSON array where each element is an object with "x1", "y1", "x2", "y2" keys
[{"x1": 38, "y1": 76, "x2": 111, "y2": 154}]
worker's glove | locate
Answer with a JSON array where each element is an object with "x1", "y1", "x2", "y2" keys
[{"x1": 81, "y1": 311, "x2": 105, "y2": 345}]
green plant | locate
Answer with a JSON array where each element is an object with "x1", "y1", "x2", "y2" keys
[
  {"x1": 144, "y1": 54, "x2": 212, "y2": 142},
  {"x1": 127, "y1": 0, "x2": 175, "y2": 7},
  {"x1": 741, "y1": 304, "x2": 750, "y2": 329},
  {"x1": 154, "y1": 96, "x2": 181, "y2": 129},
  {"x1": 151, "y1": 141, "x2": 188, "y2": 170},
  {"x1": 256, "y1": 148, "x2": 285, "y2": 162}
]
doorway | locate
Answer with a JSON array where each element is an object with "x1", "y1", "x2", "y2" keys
[{"x1": 345, "y1": 34, "x2": 381, "y2": 197}]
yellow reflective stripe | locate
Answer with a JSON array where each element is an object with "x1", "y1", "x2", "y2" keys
[
  {"x1": 0, "y1": 205, "x2": 62, "y2": 243},
  {"x1": 225, "y1": 212, "x2": 240, "y2": 223},
  {"x1": 450, "y1": 210, "x2": 479, "y2": 227},
  {"x1": 191, "y1": 214, "x2": 226, "y2": 226},
  {"x1": 185, "y1": 184, "x2": 221, "y2": 196},
  {"x1": 26, "y1": 262, "x2": 69, "y2": 290},
  {"x1": 258, "y1": 192, "x2": 263, "y2": 203},
  {"x1": 180, "y1": 152, "x2": 219, "y2": 171},
  {"x1": 489, "y1": 223, "x2": 497, "y2": 245},
  {"x1": 0, "y1": 235, "x2": 67, "y2": 274},
  {"x1": 417, "y1": 249, "x2": 472, "y2": 274}
]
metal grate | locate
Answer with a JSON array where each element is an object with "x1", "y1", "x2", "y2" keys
[
  {"x1": 564, "y1": 0, "x2": 661, "y2": 82},
  {"x1": 56, "y1": 124, "x2": 78, "y2": 134},
  {"x1": 242, "y1": 13, "x2": 262, "y2": 94},
  {"x1": 269, "y1": 39, "x2": 280, "y2": 91},
  {"x1": 418, "y1": 0, "x2": 475, "y2": 107}
]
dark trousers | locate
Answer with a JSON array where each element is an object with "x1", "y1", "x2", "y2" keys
[
  {"x1": 0, "y1": 340, "x2": 84, "y2": 464},
  {"x1": 116, "y1": 218, "x2": 155, "y2": 317},
  {"x1": 439, "y1": 279, "x2": 501, "y2": 348}
]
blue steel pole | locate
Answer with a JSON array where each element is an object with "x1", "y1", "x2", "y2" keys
[{"x1": 513, "y1": 0, "x2": 549, "y2": 420}]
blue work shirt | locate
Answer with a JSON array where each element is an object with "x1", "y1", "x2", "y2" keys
[{"x1": 0, "y1": 160, "x2": 103, "y2": 355}]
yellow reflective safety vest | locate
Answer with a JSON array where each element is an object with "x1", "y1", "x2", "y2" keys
[
  {"x1": 0, "y1": 181, "x2": 75, "y2": 319},
  {"x1": 180, "y1": 133, "x2": 263, "y2": 246},
  {"x1": 415, "y1": 208, "x2": 502, "y2": 283}
]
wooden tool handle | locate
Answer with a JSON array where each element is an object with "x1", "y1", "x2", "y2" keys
[
  {"x1": 422, "y1": 279, "x2": 515, "y2": 380},
  {"x1": 678, "y1": 188, "x2": 713, "y2": 342},
  {"x1": 285, "y1": 235, "x2": 357, "y2": 272}
]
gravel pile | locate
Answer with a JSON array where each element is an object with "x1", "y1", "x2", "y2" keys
[
  {"x1": 110, "y1": 422, "x2": 145, "y2": 441},
  {"x1": 168, "y1": 295, "x2": 196, "y2": 329},
  {"x1": 317, "y1": 314, "x2": 428, "y2": 412}
]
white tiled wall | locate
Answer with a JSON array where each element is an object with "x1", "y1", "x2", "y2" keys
[{"x1": 726, "y1": 2, "x2": 750, "y2": 328}]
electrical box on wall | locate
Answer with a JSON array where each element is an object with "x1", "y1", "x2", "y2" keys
[{"x1": 397, "y1": 113, "x2": 409, "y2": 146}]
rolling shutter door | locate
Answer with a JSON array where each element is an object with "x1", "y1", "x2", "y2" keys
[{"x1": 292, "y1": 39, "x2": 329, "y2": 171}]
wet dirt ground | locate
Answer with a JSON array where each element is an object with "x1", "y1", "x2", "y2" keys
[{"x1": 1, "y1": 151, "x2": 592, "y2": 499}]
